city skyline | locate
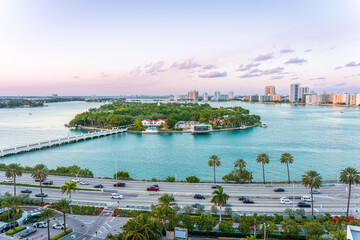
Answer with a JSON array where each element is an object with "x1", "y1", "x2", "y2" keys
[{"x1": 1, "y1": 0, "x2": 360, "y2": 96}]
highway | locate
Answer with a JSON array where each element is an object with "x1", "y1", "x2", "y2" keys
[{"x1": 1, "y1": 172, "x2": 359, "y2": 215}]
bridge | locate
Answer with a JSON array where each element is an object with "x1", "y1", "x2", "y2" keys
[{"x1": 0, "y1": 127, "x2": 127, "y2": 158}]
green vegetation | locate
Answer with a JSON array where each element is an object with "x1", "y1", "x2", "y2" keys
[
  {"x1": 1, "y1": 196, "x2": 22, "y2": 228},
  {"x1": 113, "y1": 171, "x2": 132, "y2": 180},
  {"x1": 32, "y1": 164, "x2": 49, "y2": 204},
  {"x1": 165, "y1": 176, "x2": 176, "y2": 182},
  {"x1": 41, "y1": 208, "x2": 56, "y2": 240},
  {"x1": 211, "y1": 187, "x2": 229, "y2": 221},
  {"x1": 4, "y1": 163, "x2": 23, "y2": 196},
  {"x1": 186, "y1": 175, "x2": 200, "y2": 183},
  {"x1": 0, "y1": 97, "x2": 90, "y2": 108},
  {"x1": 50, "y1": 204, "x2": 103, "y2": 216},
  {"x1": 0, "y1": 207, "x2": 23, "y2": 222},
  {"x1": 301, "y1": 170, "x2": 323, "y2": 215},
  {"x1": 256, "y1": 153, "x2": 270, "y2": 184},
  {"x1": 208, "y1": 155, "x2": 221, "y2": 184},
  {"x1": 53, "y1": 199, "x2": 71, "y2": 233},
  {"x1": 339, "y1": 167, "x2": 360, "y2": 217},
  {"x1": 69, "y1": 102, "x2": 261, "y2": 129},
  {"x1": 5, "y1": 226, "x2": 26, "y2": 236},
  {"x1": 50, "y1": 229, "x2": 73, "y2": 240},
  {"x1": 280, "y1": 152, "x2": 294, "y2": 184},
  {"x1": 234, "y1": 158, "x2": 246, "y2": 184}
]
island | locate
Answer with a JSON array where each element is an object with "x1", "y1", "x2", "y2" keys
[{"x1": 69, "y1": 101, "x2": 261, "y2": 133}]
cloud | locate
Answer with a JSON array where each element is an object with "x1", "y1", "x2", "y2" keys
[
  {"x1": 198, "y1": 71, "x2": 227, "y2": 78},
  {"x1": 262, "y1": 67, "x2": 284, "y2": 75},
  {"x1": 285, "y1": 57, "x2": 307, "y2": 64},
  {"x1": 334, "y1": 82, "x2": 346, "y2": 87},
  {"x1": 250, "y1": 68, "x2": 263, "y2": 73},
  {"x1": 291, "y1": 77, "x2": 299, "y2": 80},
  {"x1": 100, "y1": 72, "x2": 109, "y2": 77},
  {"x1": 172, "y1": 59, "x2": 200, "y2": 69},
  {"x1": 310, "y1": 77, "x2": 326, "y2": 80},
  {"x1": 304, "y1": 49, "x2": 312, "y2": 53},
  {"x1": 130, "y1": 66, "x2": 141, "y2": 76},
  {"x1": 202, "y1": 64, "x2": 216, "y2": 69},
  {"x1": 345, "y1": 61, "x2": 360, "y2": 67},
  {"x1": 269, "y1": 76, "x2": 284, "y2": 80},
  {"x1": 236, "y1": 63, "x2": 260, "y2": 71},
  {"x1": 239, "y1": 73, "x2": 261, "y2": 78},
  {"x1": 334, "y1": 66, "x2": 343, "y2": 70},
  {"x1": 145, "y1": 61, "x2": 165, "y2": 75},
  {"x1": 72, "y1": 75, "x2": 80, "y2": 79},
  {"x1": 280, "y1": 49, "x2": 294, "y2": 54},
  {"x1": 254, "y1": 53, "x2": 273, "y2": 61}
]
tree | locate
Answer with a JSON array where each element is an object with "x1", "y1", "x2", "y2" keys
[
  {"x1": 53, "y1": 199, "x2": 71, "y2": 233},
  {"x1": 60, "y1": 180, "x2": 79, "y2": 214},
  {"x1": 196, "y1": 213, "x2": 217, "y2": 231},
  {"x1": 302, "y1": 170, "x2": 322, "y2": 215},
  {"x1": 330, "y1": 228, "x2": 346, "y2": 240},
  {"x1": 256, "y1": 153, "x2": 270, "y2": 184},
  {"x1": 152, "y1": 194, "x2": 179, "y2": 231},
  {"x1": 280, "y1": 152, "x2": 294, "y2": 184},
  {"x1": 31, "y1": 164, "x2": 49, "y2": 204},
  {"x1": 339, "y1": 167, "x2": 360, "y2": 217},
  {"x1": 122, "y1": 214, "x2": 162, "y2": 240},
  {"x1": 238, "y1": 215, "x2": 256, "y2": 236},
  {"x1": 234, "y1": 158, "x2": 246, "y2": 184},
  {"x1": 186, "y1": 176, "x2": 200, "y2": 183},
  {"x1": 281, "y1": 220, "x2": 301, "y2": 239},
  {"x1": 302, "y1": 220, "x2": 325, "y2": 240},
  {"x1": 40, "y1": 208, "x2": 56, "y2": 240},
  {"x1": 4, "y1": 163, "x2": 23, "y2": 196},
  {"x1": 219, "y1": 220, "x2": 234, "y2": 232},
  {"x1": 180, "y1": 214, "x2": 195, "y2": 231},
  {"x1": 260, "y1": 221, "x2": 279, "y2": 238},
  {"x1": 208, "y1": 155, "x2": 221, "y2": 183},
  {"x1": 2, "y1": 196, "x2": 21, "y2": 230},
  {"x1": 211, "y1": 187, "x2": 229, "y2": 221}
]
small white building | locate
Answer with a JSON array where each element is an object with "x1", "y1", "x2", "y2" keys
[
  {"x1": 141, "y1": 119, "x2": 152, "y2": 126},
  {"x1": 141, "y1": 119, "x2": 166, "y2": 127}
]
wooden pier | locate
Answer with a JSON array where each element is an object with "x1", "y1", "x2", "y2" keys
[{"x1": 0, "y1": 127, "x2": 127, "y2": 158}]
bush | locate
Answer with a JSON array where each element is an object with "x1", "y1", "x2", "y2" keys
[
  {"x1": 211, "y1": 205, "x2": 219, "y2": 215},
  {"x1": 296, "y1": 208, "x2": 305, "y2": 216},
  {"x1": 197, "y1": 214, "x2": 217, "y2": 231},
  {"x1": 195, "y1": 205, "x2": 205, "y2": 214},
  {"x1": 281, "y1": 220, "x2": 301, "y2": 239},
  {"x1": 6, "y1": 226, "x2": 26, "y2": 236},
  {"x1": 224, "y1": 207, "x2": 232, "y2": 215},
  {"x1": 232, "y1": 213, "x2": 240, "y2": 223},
  {"x1": 218, "y1": 220, "x2": 234, "y2": 232},
  {"x1": 283, "y1": 215, "x2": 291, "y2": 221},
  {"x1": 316, "y1": 214, "x2": 325, "y2": 222},
  {"x1": 306, "y1": 215, "x2": 314, "y2": 222},
  {"x1": 284, "y1": 208, "x2": 295, "y2": 217},
  {"x1": 166, "y1": 176, "x2": 175, "y2": 182},
  {"x1": 180, "y1": 214, "x2": 195, "y2": 231},
  {"x1": 294, "y1": 214, "x2": 303, "y2": 223},
  {"x1": 183, "y1": 205, "x2": 193, "y2": 214},
  {"x1": 273, "y1": 213, "x2": 283, "y2": 224},
  {"x1": 151, "y1": 178, "x2": 157, "y2": 182},
  {"x1": 172, "y1": 205, "x2": 181, "y2": 212},
  {"x1": 113, "y1": 171, "x2": 130, "y2": 180},
  {"x1": 50, "y1": 228, "x2": 73, "y2": 240},
  {"x1": 303, "y1": 221, "x2": 325, "y2": 239},
  {"x1": 186, "y1": 176, "x2": 200, "y2": 183}
]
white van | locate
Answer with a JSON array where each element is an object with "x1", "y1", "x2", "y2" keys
[{"x1": 301, "y1": 196, "x2": 312, "y2": 202}]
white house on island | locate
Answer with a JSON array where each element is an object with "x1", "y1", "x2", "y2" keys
[{"x1": 141, "y1": 119, "x2": 166, "y2": 127}]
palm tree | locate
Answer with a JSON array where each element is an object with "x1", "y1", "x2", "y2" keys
[
  {"x1": 211, "y1": 187, "x2": 229, "y2": 221},
  {"x1": 301, "y1": 170, "x2": 322, "y2": 215},
  {"x1": 158, "y1": 194, "x2": 175, "y2": 208},
  {"x1": 53, "y1": 199, "x2": 71, "y2": 233},
  {"x1": 123, "y1": 214, "x2": 162, "y2": 240},
  {"x1": 4, "y1": 163, "x2": 23, "y2": 196},
  {"x1": 2, "y1": 196, "x2": 22, "y2": 229},
  {"x1": 31, "y1": 164, "x2": 49, "y2": 204},
  {"x1": 60, "y1": 180, "x2": 79, "y2": 214},
  {"x1": 40, "y1": 208, "x2": 56, "y2": 240},
  {"x1": 208, "y1": 155, "x2": 221, "y2": 183},
  {"x1": 234, "y1": 158, "x2": 246, "y2": 184},
  {"x1": 339, "y1": 167, "x2": 360, "y2": 217},
  {"x1": 280, "y1": 152, "x2": 294, "y2": 184},
  {"x1": 256, "y1": 153, "x2": 270, "y2": 184}
]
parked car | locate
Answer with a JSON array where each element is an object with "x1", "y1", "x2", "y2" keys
[
  {"x1": 194, "y1": 194, "x2": 205, "y2": 199},
  {"x1": 274, "y1": 188, "x2": 285, "y2": 192},
  {"x1": 0, "y1": 221, "x2": 19, "y2": 232},
  {"x1": 192, "y1": 203, "x2": 204, "y2": 208},
  {"x1": 71, "y1": 178, "x2": 81, "y2": 183},
  {"x1": 3, "y1": 178, "x2": 13, "y2": 183},
  {"x1": 52, "y1": 223, "x2": 68, "y2": 229},
  {"x1": 147, "y1": 186, "x2": 159, "y2": 191},
  {"x1": 110, "y1": 193, "x2": 123, "y2": 199},
  {"x1": 311, "y1": 190, "x2": 321, "y2": 194},
  {"x1": 33, "y1": 221, "x2": 47, "y2": 228},
  {"x1": 21, "y1": 189, "x2": 32, "y2": 193},
  {"x1": 297, "y1": 202, "x2": 311, "y2": 208},
  {"x1": 94, "y1": 184, "x2": 104, "y2": 188},
  {"x1": 35, "y1": 193, "x2": 48, "y2": 197},
  {"x1": 19, "y1": 228, "x2": 37, "y2": 237},
  {"x1": 79, "y1": 181, "x2": 89, "y2": 185},
  {"x1": 113, "y1": 182, "x2": 126, "y2": 187},
  {"x1": 239, "y1": 196, "x2": 247, "y2": 201},
  {"x1": 211, "y1": 185, "x2": 222, "y2": 189},
  {"x1": 243, "y1": 199, "x2": 254, "y2": 204},
  {"x1": 301, "y1": 196, "x2": 312, "y2": 202},
  {"x1": 43, "y1": 180, "x2": 53, "y2": 185}
]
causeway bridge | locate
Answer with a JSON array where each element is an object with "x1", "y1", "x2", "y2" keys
[{"x1": 0, "y1": 127, "x2": 127, "y2": 158}]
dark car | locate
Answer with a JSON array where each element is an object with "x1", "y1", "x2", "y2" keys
[
  {"x1": 0, "y1": 221, "x2": 19, "y2": 233},
  {"x1": 194, "y1": 194, "x2": 205, "y2": 199},
  {"x1": 297, "y1": 202, "x2": 311, "y2": 208},
  {"x1": 21, "y1": 189, "x2": 33, "y2": 193},
  {"x1": 147, "y1": 186, "x2": 159, "y2": 191},
  {"x1": 94, "y1": 184, "x2": 104, "y2": 188},
  {"x1": 19, "y1": 228, "x2": 37, "y2": 237},
  {"x1": 192, "y1": 203, "x2": 204, "y2": 208},
  {"x1": 243, "y1": 199, "x2": 254, "y2": 204},
  {"x1": 239, "y1": 196, "x2": 247, "y2": 201},
  {"x1": 274, "y1": 188, "x2": 285, "y2": 192},
  {"x1": 35, "y1": 193, "x2": 48, "y2": 197},
  {"x1": 35, "y1": 178, "x2": 46, "y2": 182},
  {"x1": 167, "y1": 194, "x2": 175, "y2": 201},
  {"x1": 113, "y1": 182, "x2": 126, "y2": 187},
  {"x1": 311, "y1": 190, "x2": 321, "y2": 194},
  {"x1": 211, "y1": 185, "x2": 222, "y2": 189},
  {"x1": 43, "y1": 180, "x2": 53, "y2": 185}
]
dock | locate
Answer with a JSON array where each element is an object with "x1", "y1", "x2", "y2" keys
[{"x1": 0, "y1": 127, "x2": 127, "y2": 158}]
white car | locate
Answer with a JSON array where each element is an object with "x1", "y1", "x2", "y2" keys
[
  {"x1": 280, "y1": 197, "x2": 292, "y2": 204},
  {"x1": 52, "y1": 223, "x2": 68, "y2": 229},
  {"x1": 3, "y1": 178, "x2": 13, "y2": 183},
  {"x1": 110, "y1": 193, "x2": 123, "y2": 199},
  {"x1": 79, "y1": 181, "x2": 89, "y2": 185},
  {"x1": 33, "y1": 221, "x2": 47, "y2": 228},
  {"x1": 301, "y1": 196, "x2": 312, "y2": 202},
  {"x1": 71, "y1": 178, "x2": 81, "y2": 183}
]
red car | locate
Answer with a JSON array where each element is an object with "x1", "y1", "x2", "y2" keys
[{"x1": 147, "y1": 186, "x2": 160, "y2": 191}]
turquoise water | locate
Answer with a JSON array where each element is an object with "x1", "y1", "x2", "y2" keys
[{"x1": 1, "y1": 101, "x2": 359, "y2": 182}]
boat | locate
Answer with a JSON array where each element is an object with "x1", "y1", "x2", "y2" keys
[
  {"x1": 260, "y1": 123, "x2": 268, "y2": 128},
  {"x1": 142, "y1": 127, "x2": 159, "y2": 134},
  {"x1": 190, "y1": 124, "x2": 212, "y2": 135},
  {"x1": 28, "y1": 113, "x2": 32, "y2": 115}
]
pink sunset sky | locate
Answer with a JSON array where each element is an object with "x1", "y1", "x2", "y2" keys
[{"x1": 1, "y1": 0, "x2": 360, "y2": 96}]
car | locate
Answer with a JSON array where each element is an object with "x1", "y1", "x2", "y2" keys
[
  {"x1": 94, "y1": 184, "x2": 104, "y2": 188},
  {"x1": 35, "y1": 178, "x2": 46, "y2": 182},
  {"x1": 274, "y1": 188, "x2": 285, "y2": 192},
  {"x1": 239, "y1": 196, "x2": 247, "y2": 201},
  {"x1": 79, "y1": 181, "x2": 89, "y2": 185},
  {"x1": 297, "y1": 202, "x2": 311, "y2": 208},
  {"x1": 312, "y1": 190, "x2": 321, "y2": 194},
  {"x1": 192, "y1": 203, "x2": 205, "y2": 208},
  {"x1": 167, "y1": 194, "x2": 175, "y2": 201},
  {"x1": 110, "y1": 193, "x2": 123, "y2": 199},
  {"x1": 281, "y1": 199, "x2": 293, "y2": 204},
  {"x1": 211, "y1": 185, "x2": 222, "y2": 189},
  {"x1": 194, "y1": 194, "x2": 205, "y2": 199},
  {"x1": 152, "y1": 184, "x2": 159, "y2": 188},
  {"x1": 301, "y1": 196, "x2": 312, "y2": 202},
  {"x1": 113, "y1": 182, "x2": 126, "y2": 187},
  {"x1": 52, "y1": 223, "x2": 68, "y2": 229},
  {"x1": 0, "y1": 221, "x2": 19, "y2": 232},
  {"x1": 21, "y1": 189, "x2": 33, "y2": 193},
  {"x1": 71, "y1": 178, "x2": 81, "y2": 182},
  {"x1": 43, "y1": 180, "x2": 53, "y2": 185},
  {"x1": 33, "y1": 221, "x2": 47, "y2": 228},
  {"x1": 147, "y1": 186, "x2": 159, "y2": 191},
  {"x1": 19, "y1": 227, "x2": 37, "y2": 237},
  {"x1": 35, "y1": 193, "x2": 48, "y2": 197},
  {"x1": 3, "y1": 178, "x2": 13, "y2": 183},
  {"x1": 243, "y1": 199, "x2": 254, "y2": 204}
]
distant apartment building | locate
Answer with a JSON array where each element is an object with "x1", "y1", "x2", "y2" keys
[
  {"x1": 219, "y1": 94, "x2": 229, "y2": 101},
  {"x1": 272, "y1": 95, "x2": 281, "y2": 102},
  {"x1": 214, "y1": 91, "x2": 221, "y2": 100},
  {"x1": 174, "y1": 95, "x2": 188, "y2": 101},
  {"x1": 203, "y1": 92, "x2": 208, "y2": 102},
  {"x1": 227, "y1": 91, "x2": 234, "y2": 100},
  {"x1": 333, "y1": 93, "x2": 350, "y2": 105},
  {"x1": 188, "y1": 90, "x2": 199, "y2": 102},
  {"x1": 258, "y1": 95, "x2": 271, "y2": 102},
  {"x1": 305, "y1": 93, "x2": 318, "y2": 105},
  {"x1": 318, "y1": 92, "x2": 330, "y2": 104},
  {"x1": 350, "y1": 94, "x2": 357, "y2": 105},
  {"x1": 265, "y1": 86, "x2": 275, "y2": 96},
  {"x1": 290, "y1": 83, "x2": 300, "y2": 102},
  {"x1": 298, "y1": 87, "x2": 310, "y2": 102},
  {"x1": 247, "y1": 95, "x2": 258, "y2": 102},
  {"x1": 357, "y1": 94, "x2": 360, "y2": 106}
]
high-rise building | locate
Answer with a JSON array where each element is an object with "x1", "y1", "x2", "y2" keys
[
  {"x1": 219, "y1": 94, "x2": 229, "y2": 101},
  {"x1": 203, "y1": 92, "x2": 208, "y2": 102},
  {"x1": 214, "y1": 91, "x2": 221, "y2": 100},
  {"x1": 356, "y1": 94, "x2": 360, "y2": 106},
  {"x1": 290, "y1": 83, "x2": 300, "y2": 102},
  {"x1": 265, "y1": 86, "x2": 275, "y2": 95},
  {"x1": 227, "y1": 91, "x2": 234, "y2": 100},
  {"x1": 350, "y1": 94, "x2": 357, "y2": 105},
  {"x1": 188, "y1": 90, "x2": 199, "y2": 101},
  {"x1": 298, "y1": 87, "x2": 310, "y2": 102}
]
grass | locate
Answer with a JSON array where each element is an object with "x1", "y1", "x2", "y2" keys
[{"x1": 0, "y1": 182, "x2": 100, "y2": 192}]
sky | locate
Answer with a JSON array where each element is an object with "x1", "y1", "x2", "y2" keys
[{"x1": 0, "y1": 0, "x2": 360, "y2": 96}]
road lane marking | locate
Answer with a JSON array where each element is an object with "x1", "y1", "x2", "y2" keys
[
  {"x1": 110, "y1": 217, "x2": 115, "y2": 222},
  {"x1": 105, "y1": 222, "x2": 111, "y2": 228},
  {"x1": 314, "y1": 208, "x2": 319, "y2": 212}
]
